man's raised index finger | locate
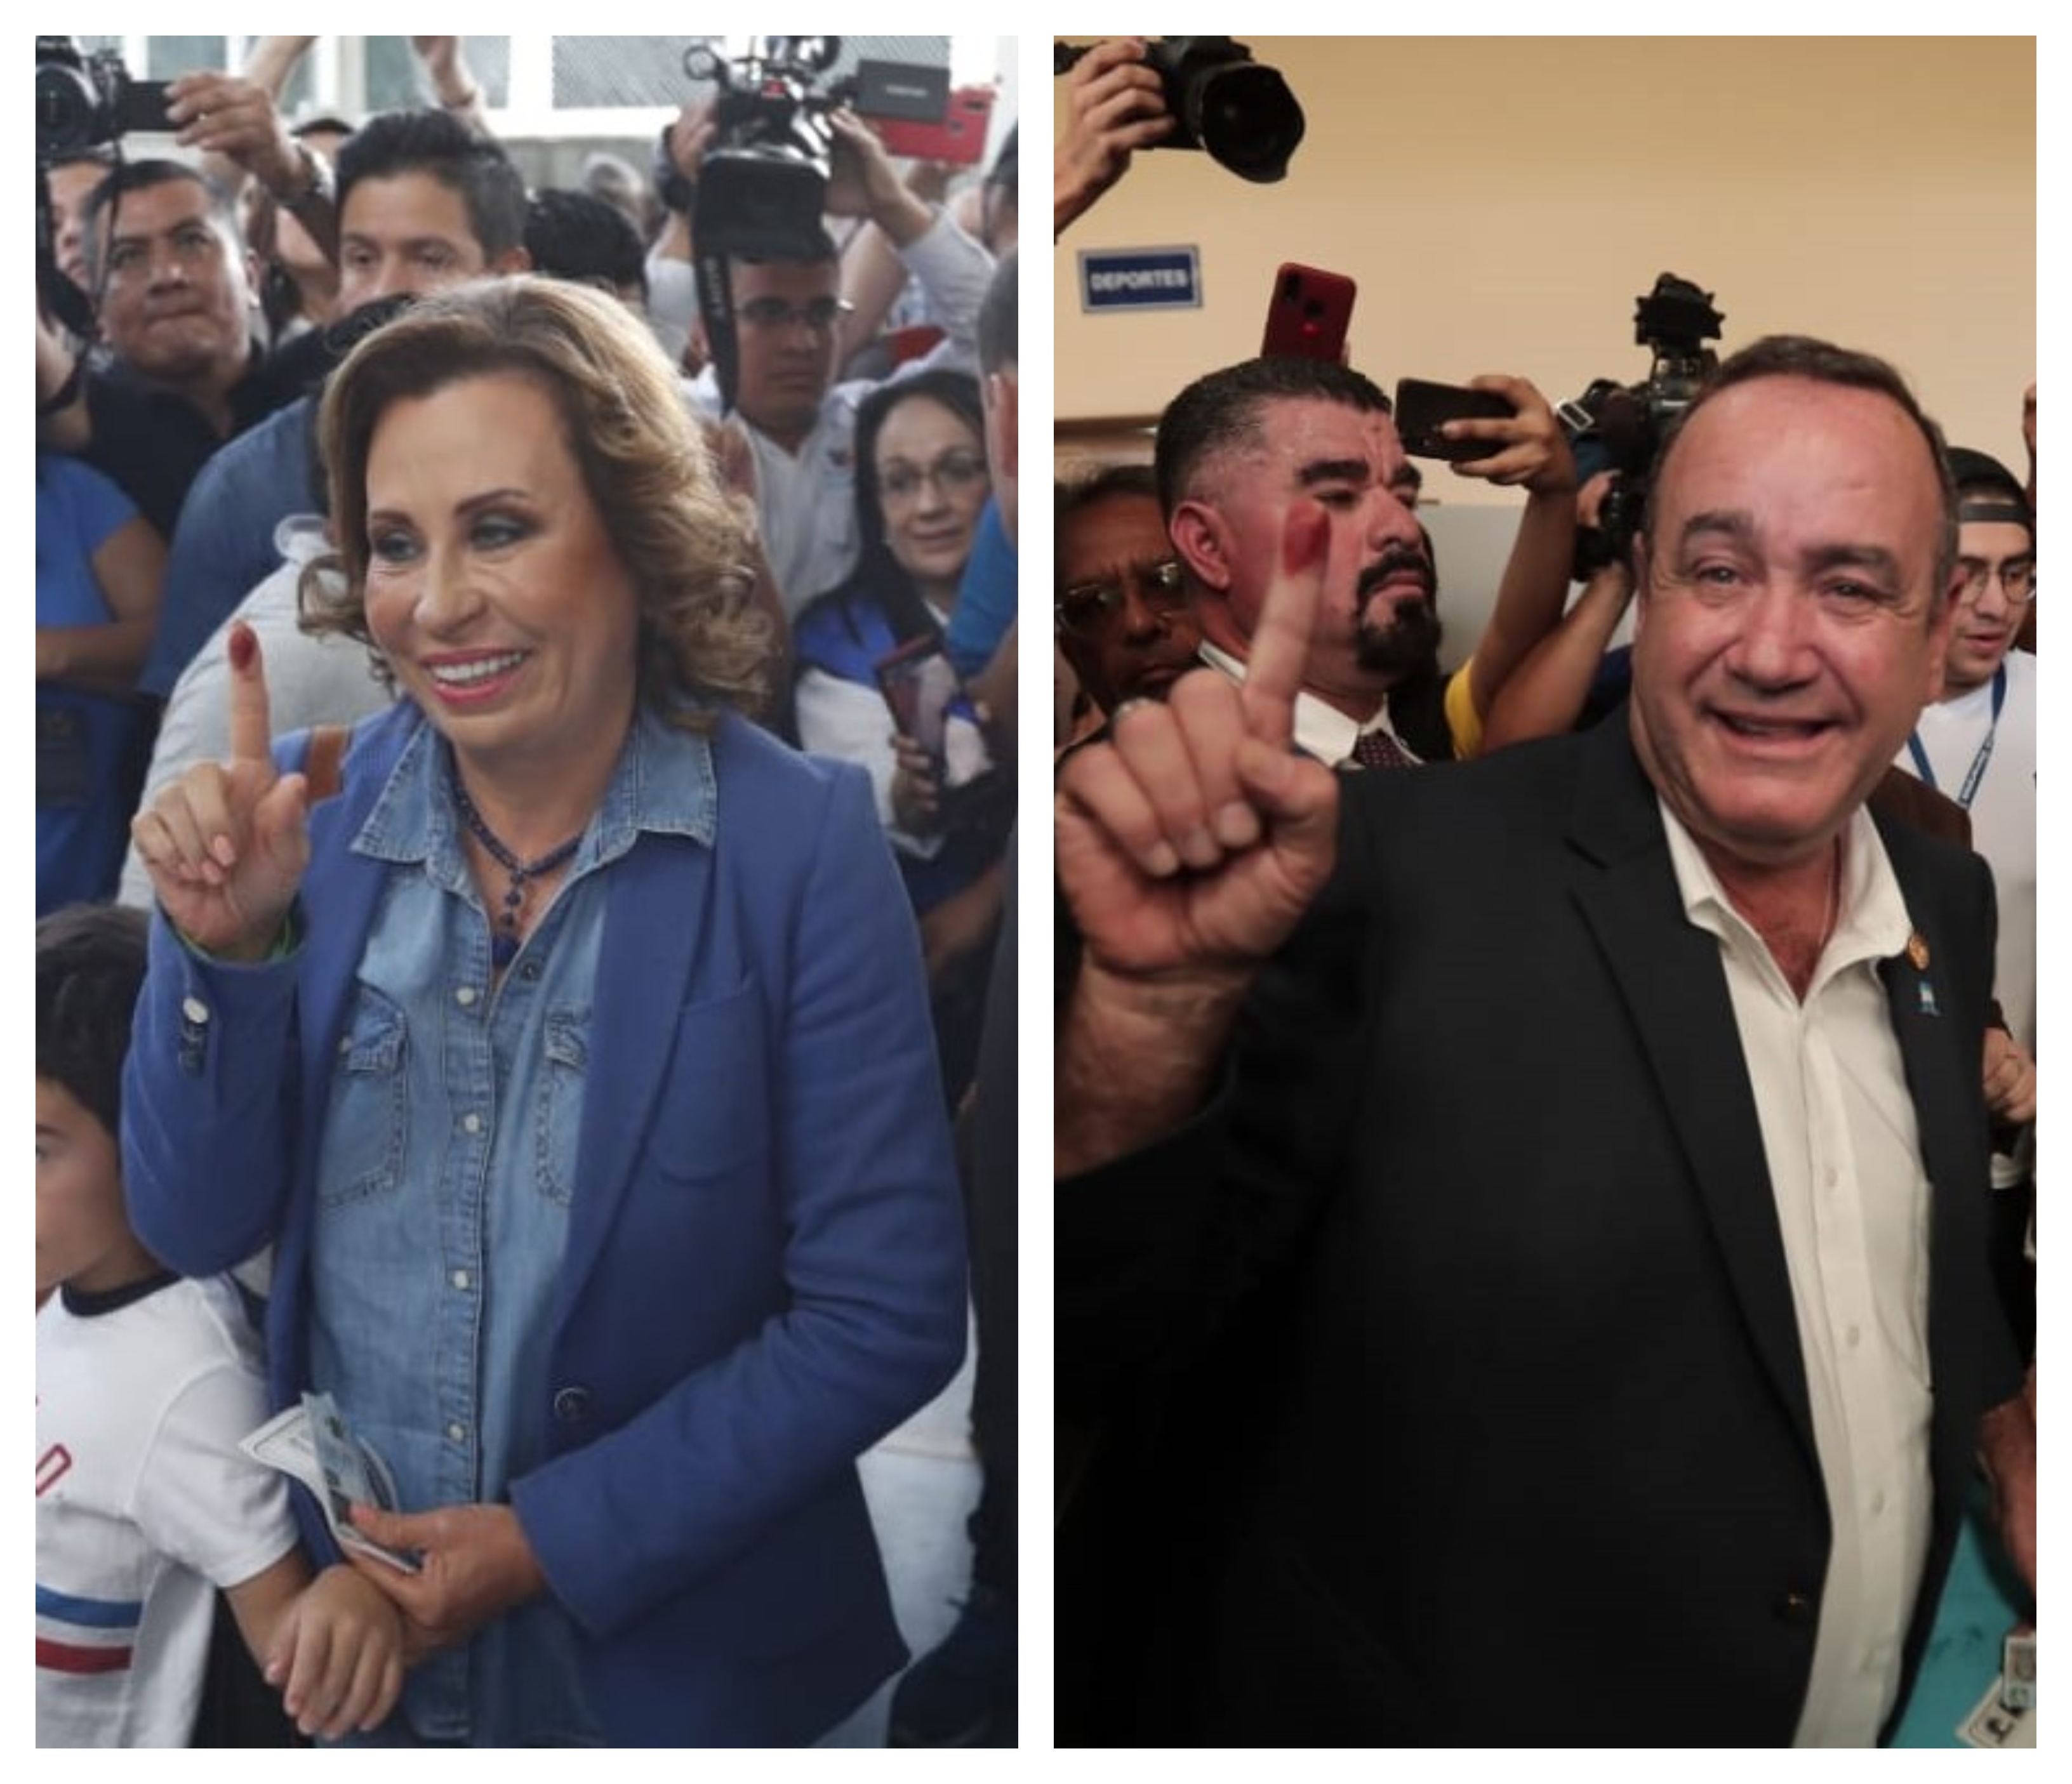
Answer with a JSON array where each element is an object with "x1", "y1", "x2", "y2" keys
[
  {"x1": 1239, "y1": 498, "x2": 1327, "y2": 751},
  {"x1": 226, "y1": 621, "x2": 274, "y2": 765}
]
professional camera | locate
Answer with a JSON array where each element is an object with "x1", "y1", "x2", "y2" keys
[
  {"x1": 1558, "y1": 274, "x2": 1725, "y2": 576},
  {"x1": 687, "y1": 36, "x2": 957, "y2": 412},
  {"x1": 685, "y1": 36, "x2": 847, "y2": 268},
  {"x1": 1054, "y1": 37, "x2": 1304, "y2": 183},
  {"x1": 36, "y1": 36, "x2": 172, "y2": 163}
]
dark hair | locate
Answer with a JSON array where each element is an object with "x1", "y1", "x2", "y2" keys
[
  {"x1": 1946, "y1": 445, "x2": 2035, "y2": 541},
  {"x1": 728, "y1": 233, "x2": 839, "y2": 274},
  {"x1": 335, "y1": 108, "x2": 526, "y2": 260},
  {"x1": 524, "y1": 187, "x2": 648, "y2": 301},
  {"x1": 978, "y1": 248, "x2": 1016, "y2": 377},
  {"x1": 1155, "y1": 356, "x2": 1391, "y2": 518},
  {"x1": 79, "y1": 159, "x2": 234, "y2": 270},
  {"x1": 849, "y1": 369, "x2": 988, "y2": 640},
  {"x1": 37, "y1": 904, "x2": 150, "y2": 1142},
  {"x1": 1054, "y1": 463, "x2": 1159, "y2": 594},
  {"x1": 47, "y1": 144, "x2": 118, "y2": 179},
  {"x1": 1645, "y1": 334, "x2": 1960, "y2": 598},
  {"x1": 305, "y1": 277, "x2": 771, "y2": 722}
]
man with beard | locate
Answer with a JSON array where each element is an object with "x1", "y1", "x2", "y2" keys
[{"x1": 1156, "y1": 357, "x2": 1576, "y2": 767}]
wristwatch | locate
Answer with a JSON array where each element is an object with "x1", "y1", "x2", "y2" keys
[{"x1": 280, "y1": 140, "x2": 335, "y2": 218}]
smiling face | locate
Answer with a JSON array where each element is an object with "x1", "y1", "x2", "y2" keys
[
  {"x1": 361, "y1": 372, "x2": 642, "y2": 789},
  {"x1": 1630, "y1": 374, "x2": 1957, "y2": 872},
  {"x1": 1174, "y1": 395, "x2": 1433, "y2": 708},
  {"x1": 872, "y1": 393, "x2": 990, "y2": 602},
  {"x1": 92, "y1": 175, "x2": 253, "y2": 393}
]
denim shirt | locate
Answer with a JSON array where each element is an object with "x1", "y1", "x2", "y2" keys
[{"x1": 306, "y1": 707, "x2": 717, "y2": 1745}]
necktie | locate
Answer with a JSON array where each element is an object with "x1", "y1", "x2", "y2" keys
[{"x1": 1349, "y1": 726, "x2": 1414, "y2": 770}]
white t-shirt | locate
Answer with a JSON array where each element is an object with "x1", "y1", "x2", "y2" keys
[
  {"x1": 1896, "y1": 649, "x2": 2036, "y2": 1184},
  {"x1": 686, "y1": 209, "x2": 993, "y2": 616},
  {"x1": 37, "y1": 1275, "x2": 298, "y2": 1748}
]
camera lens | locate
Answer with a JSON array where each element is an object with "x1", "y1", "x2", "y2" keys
[{"x1": 1183, "y1": 61, "x2": 1304, "y2": 183}]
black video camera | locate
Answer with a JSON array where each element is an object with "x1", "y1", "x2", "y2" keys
[
  {"x1": 1054, "y1": 37, "x2": 1304, "y2": 183},
  {"x1": 1558, "y1": 274, "x2": 1725, "y2": 577},
  {"x1": 687, "y1": 37, "x2": 954, "y2": 413},
  {"x1": 36, "y1": 36, "x2": 173, "y2": 163},
  {"x1": 687, "y1": 36, "x2": 847, "y2": 268}
]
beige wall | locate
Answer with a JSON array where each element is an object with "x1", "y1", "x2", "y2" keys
[{"x1": 1054, "y1": 36, "x2": 2036, "y2": 501}]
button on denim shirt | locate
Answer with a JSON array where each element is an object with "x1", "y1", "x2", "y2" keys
[{"x1": 307, "y1": 708, "x2": 717, "y2": 1745}]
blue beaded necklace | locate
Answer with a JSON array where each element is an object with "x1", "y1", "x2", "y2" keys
[{"x1": 451, "y1": 778, "x2": 583, "y2": 968}]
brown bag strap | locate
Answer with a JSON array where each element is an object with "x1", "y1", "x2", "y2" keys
[{"x1": 303, "y1": 724, "x2": 349, "y2": 803}]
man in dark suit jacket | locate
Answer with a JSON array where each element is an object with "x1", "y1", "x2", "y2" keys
[{"x1": 1054, "y1": 336, "x2": 2035, "y2": 1745}]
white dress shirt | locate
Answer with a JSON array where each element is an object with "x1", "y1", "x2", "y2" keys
[{"x1": 1662, "y1": 803, "x2": 1932, "y2": 1747}]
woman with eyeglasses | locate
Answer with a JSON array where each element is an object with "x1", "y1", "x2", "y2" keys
[
  {"x1": 791, "y1": 369, "x2": 1009, "y2": 1103},
  {"x1": 122, "y1": 278, "x2": 966, "y2": 1746}
]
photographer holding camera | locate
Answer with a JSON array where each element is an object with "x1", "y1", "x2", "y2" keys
[
  {"x1": 655, "y1": 84, "x2": 994, "y2": 619},
  {"x1": 1054, "y1": 37, "x2": 1173, "y2": 238},
  {"x1": 34, "y1": 39, "x2": 344, "y2": 538}
]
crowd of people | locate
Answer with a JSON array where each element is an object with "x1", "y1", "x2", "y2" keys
[
  {"x1": 37, "y1": 35, "x2": 1018, "y2": 1749},
  {"x1": 1052, "y1": 37, "x2": 2035, "y2": 1748}
]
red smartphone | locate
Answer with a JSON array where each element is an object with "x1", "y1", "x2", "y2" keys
[
  {"x1": 1261, "y1": 263, "x2": 1356, "y2": 364},
  {"x1": 1393, "y1": 377, "x2": 1516, "y2": 461},
  {"x1": 873, "y1": 85, "x2": 998, "y2": 166}
]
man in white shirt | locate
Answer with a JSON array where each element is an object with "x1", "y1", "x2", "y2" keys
[
  {"x1": 1894, "y1": 446, "x2": 2036, "y2": 1351},
  {"x1": 658, "y1": 104, "x2": 993, "y2": 615},
  {"x1": 1054, "y1": 335, "x2": 2035, "y2": 1745},
  {"x1": 1156, "y1": 356, "x2": 1576, "y2": 767}
]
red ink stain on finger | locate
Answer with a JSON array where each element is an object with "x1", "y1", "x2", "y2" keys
[
  {"x1": 229, "y1": 623, "x2": 255, "y2": 674},
  {"x1": 1282, "y1": 499, "x2": 1328, "y2": 576}
]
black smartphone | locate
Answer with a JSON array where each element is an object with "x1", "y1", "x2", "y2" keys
[
  {"x1": 112, "y1": 78, "x2": 177, "y2": 136},
  {"x1": 1393, "y1": 377, "x2": 1515, "y2": 461},
  {"x1": 1262, "y1": 263, "x2": 1356, "y2": 364},
  {"x1": 873, "y1": 635, "x2": 993, "y2": 790}
]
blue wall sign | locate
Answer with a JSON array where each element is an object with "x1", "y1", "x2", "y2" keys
[{"x1": 1079, "y1": 246, "x2": 1201, "y2": 313}]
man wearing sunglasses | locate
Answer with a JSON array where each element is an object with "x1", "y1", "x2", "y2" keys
[
  {"x1": 1054, "y1": 465, "x2": 1204, "y2": 741},
  {"x1": 1895, "y1": 446, "x2": 2037, "y2": 1355}
]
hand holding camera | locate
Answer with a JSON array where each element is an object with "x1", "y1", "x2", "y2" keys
[
  {"x1": 823, "y1": 109, "x2": 933, "y2": 246},
  {"x1": 167, "y1": 71, "x2": 302, "y2": 201},
  {"x1": 1054, "y1": 38, "x2": 1172, "y2": 235}
]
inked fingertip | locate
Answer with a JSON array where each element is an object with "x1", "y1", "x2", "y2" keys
[{"x1": 1282, "y1": 500, "x2": 1328, "y2": 575}]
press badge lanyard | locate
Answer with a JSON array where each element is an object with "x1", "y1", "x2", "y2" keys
[{"x1": 1906, "y1": 663, "x2": 2007, "y2": 812}]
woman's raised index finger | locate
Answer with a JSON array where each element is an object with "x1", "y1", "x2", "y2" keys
[
  {"x1": 225, "y1": 621, "x2": 275, "y2": 766},
  {"x1": 1238, "y1": 499, "x2": 1327, "y2": 752}
]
